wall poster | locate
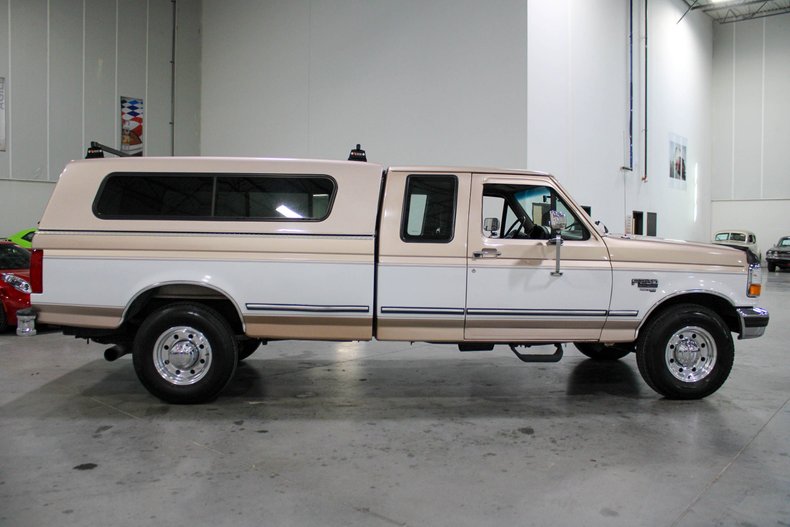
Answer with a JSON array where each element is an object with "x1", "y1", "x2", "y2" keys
[
  {"x1": 121, "y1": 96, "x2": 144, "y2": 156},
  {"x1": 0, "y1": 77, "x2": 6, "y2": 152},
  {"x1": 669, "y1": 134, "x2": 687, "y2": 189}
]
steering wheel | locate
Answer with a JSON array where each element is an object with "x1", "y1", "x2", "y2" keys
[{"x1": 504, "y1": 218, "x2": 526, "y2": 238}]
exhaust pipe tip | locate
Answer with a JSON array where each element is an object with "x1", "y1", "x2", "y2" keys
[{"x1": 104, "y1": 344, "x2": 130, "y2": 362}]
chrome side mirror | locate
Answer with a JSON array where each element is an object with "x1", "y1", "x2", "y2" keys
[
  {"x1": 484, "y1": 217, "x2": 500, "y2": 237},
  {"x1": 548, "y1": 210, "x2": 566, "y2": 276},
  {"x1": 549, "y1": 210, "x2": 567, "y2": 233}
]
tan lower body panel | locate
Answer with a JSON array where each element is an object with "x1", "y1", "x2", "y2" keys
[
  {"x1": 599, "y1": 318, "x2": 641, "y2": 343},
  {"x1": 34, "y1": 304, "x2": 124, "y2": 329},
  {"x1": 464, "y1": 316, "x2": 604, "y2": 342},
  {"x1": 244, "y1": 315, "x2": 373, "y2": 341},
  {"x1": 376, "y1": 317, "x2": 464, "y2": 342}
]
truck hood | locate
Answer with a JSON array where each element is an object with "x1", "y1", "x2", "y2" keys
[{"x1": 601, "y1": 234, "x2": 748, "y2": 268}]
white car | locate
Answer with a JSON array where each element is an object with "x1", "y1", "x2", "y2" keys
[{"x1": 713, "y1": 230, "x2": 760, "y2": 260}]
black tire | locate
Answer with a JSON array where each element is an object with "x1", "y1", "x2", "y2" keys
[
  {"x1": 768, "y1": 263, "x2": 776, "y2": 272},
  {"x1": 133, "y1": 303, "x2": 238, "y2": 404},
  {"x1": 0, "y1": 304, "x2": 8, "y2": 333},
  {"x1": 574, "y1": 342, "x2": 633, "y2": 360},
  {"x1": 237, "y1": 339, "x2": 262, "y2": 361},
  {"x1": 636, "y1": 304, "x2": 733, "y2": 400}
]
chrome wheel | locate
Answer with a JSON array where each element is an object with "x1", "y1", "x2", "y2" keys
[
  {"x1": 664, "y1": 326, "x2": 717, "y2": 383},
  {"x1": 153, "y1": 326, "x2": 212, "y2": 385}
]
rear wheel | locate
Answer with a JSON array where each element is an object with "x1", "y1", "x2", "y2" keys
[
  {"x1": 636, "y1": 304, "x2": 733, "y2": 399},
  {"x1": 133, "y1": 303, "x2": 238, "y2": 404},
  {"x1": 574, "y1": 342, "x2": 633, "y2": 360}
]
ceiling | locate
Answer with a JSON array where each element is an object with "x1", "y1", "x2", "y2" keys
[{"x1": 681, "y1": 0, "x2": 790, "y2": 23}]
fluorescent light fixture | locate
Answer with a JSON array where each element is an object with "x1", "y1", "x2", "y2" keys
[{"x1": 276, "y1": 205, "x2": 303, "y2": 219}]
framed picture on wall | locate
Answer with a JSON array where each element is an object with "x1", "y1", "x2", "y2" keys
[
  {"x1": 121, "y1": 96, "x2": 144, "y2": 156},
  {"x1": 669, "y1": 134, "x2": 688, "y2": 190},
  {"x1": 669, "y1": 135, "x2": 687, "y2": 182}
]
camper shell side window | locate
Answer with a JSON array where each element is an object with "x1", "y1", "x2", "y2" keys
[{"x1": 93, "y1": 172, "x2": 337, "y2": 221}]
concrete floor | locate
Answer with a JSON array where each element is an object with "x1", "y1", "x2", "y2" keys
[{"x1": 1, "y1": 276, "x2": 789, "y2": 527}]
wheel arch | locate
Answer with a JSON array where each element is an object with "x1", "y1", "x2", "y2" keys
[
  {"x1": 639, "y1": 292, "x2": 740, "y2": 337},
  {"x1": 123, "y1": 282, "x2": 246, "y2": 335}
]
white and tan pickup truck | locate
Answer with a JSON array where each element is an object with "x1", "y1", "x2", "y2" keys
[{"x1": 31, "y1": 153, "x2": 769, "y2": 403}]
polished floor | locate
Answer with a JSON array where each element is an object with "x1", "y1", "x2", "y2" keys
[{"x1": 1, "y1": 275, "x2": 789, "y2": 527}]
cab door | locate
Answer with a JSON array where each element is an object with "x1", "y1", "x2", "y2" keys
[
  {"x1": 464, "y1": 174, "x2": 612, "y2": 342},
  {"x1": 376, "y1": 170, "x2": 471, "y2": 342}
]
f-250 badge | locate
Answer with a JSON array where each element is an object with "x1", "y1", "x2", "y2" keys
[{"x1": 631, "y1": 278, "x2": 658, "y2": 292}]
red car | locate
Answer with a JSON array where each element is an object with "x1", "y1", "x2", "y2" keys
[{"x1": 0, "y1": 241, "x2": 32, "y2": 332}]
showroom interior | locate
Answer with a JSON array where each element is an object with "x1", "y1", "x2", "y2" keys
[{"x1": 1, "y1": 0, "x2": 789, "y2": 525}]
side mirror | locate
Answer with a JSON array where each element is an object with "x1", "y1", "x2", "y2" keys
[
  {"x1": 548, "y1": 211, "x2": 566, "y2": 277},
  {"x1": 549, "y1": 210, "x2": 567, "y2": 233},
  {"x1": 483, "y1": 217, "x2": 500, "y2": 234}
]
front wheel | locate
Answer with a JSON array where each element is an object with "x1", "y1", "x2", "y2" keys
[
  {"x1": 636, "y1": 304, "x2": 733, "y2": 399},
  {"x1": 133, "y1": 303, "x2": 238, "y2": 404},
  {"x1": 768, "y1": 263, "x2": 776, "y2": 272}
]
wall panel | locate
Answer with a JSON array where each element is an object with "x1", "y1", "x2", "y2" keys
[
  {"x1": 0, "y1": 0, "x2": 201, "y2": 234},
  {"x1": 711, "y1": 24, "x2": 733, "y2": 201},
  {"x1": 49, "y1": 0, "x2": 84, "y2": 179},
  {"x1": 710, "y1": 13, "x2": 790, "y2": 248},
  {"x1": 83, "y1": 0, "x2": 117, "y2": 149},
  {"x1": 0, "y1": 0, "x2": 8, "y2": 182},
  {"x1": 145, "y1": 0, "x2": 173, "y2": 157},
  {"x1": 10, "y1": 0, "x2": 48, "y2": 181},
  {"x1": 763, "y1": 15, "x2": 790, "y2": 200},
  {"x1": 732, "y1": 19, "x2": 764, "y2": 200}
]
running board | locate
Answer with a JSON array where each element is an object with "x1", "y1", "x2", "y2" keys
[{"x1": 509, "y1": 343, "x2": 564, "y2": 363}]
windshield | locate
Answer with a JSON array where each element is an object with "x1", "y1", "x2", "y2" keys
[
  {"x1": 0, "y1": 244, "x2": 31, "y2": 270},
  {"x1": 780, "y1": 237, "x2": 790, "y2": 247}
]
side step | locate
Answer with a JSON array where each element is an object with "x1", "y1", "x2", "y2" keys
[{"x1": 509, "y1": 343, "x2": 564, "y2": 363}]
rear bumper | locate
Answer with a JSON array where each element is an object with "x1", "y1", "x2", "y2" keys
[{"x1": 736, "y1": 307, "x2": 769, "y2": 339}]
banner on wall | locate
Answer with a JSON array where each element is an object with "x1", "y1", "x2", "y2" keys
[
  {"x1": 669, "y1": 134, "x2": 687, "y2": 190},
  {"x1": 0, "y1": 77, "x2": 6, "y2": 152},
  {"x1": 121, "y1": 96, "x2": 144, "y2": 156}
]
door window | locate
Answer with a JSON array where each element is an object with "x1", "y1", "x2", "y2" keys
[
  {"x1": 482, "y1": 183, "x2": 589, "y2": 241},
  {"x1": 401, "y1": 175, "x2": 458, "y2": 243}
]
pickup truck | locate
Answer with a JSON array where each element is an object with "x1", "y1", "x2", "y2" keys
[{"x1": 31, "y1": 151, "x2": 769, "y2": 403}]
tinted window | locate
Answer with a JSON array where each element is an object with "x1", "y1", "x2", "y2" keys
[
  {"x1": 401, "y1": 175, "x2": 457, "y2": 243},
  {"x1": 94, "y1": 173, "x2": 335, "y2": 221},
  {"x1": 0, "y1": 244, "x2": 31, "y2": 270},
  {"x1": 215, "y1": 176, "x2": 333, "y2": 220}
]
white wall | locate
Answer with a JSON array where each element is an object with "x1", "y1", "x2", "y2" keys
[
  {"x1": 711, "y1": 15, "x2": 790, "y2": 251},
  {"x1": 0, "y1": 0, "x2": 201, "y2": 235},
  {"x1": 201, "y1": 0, "x2": 716, "y2": 242},
  {"x1": 636, "y1": 0, "x2": 713, "y2": 242},
  {"x1": 527, "y1": 0, "x2": 630, "y2": 232},
  {"x1": 530, "y1": 0, "x2": 714, "y2": 242},
  {"x1": 201, "y1": 0, "x2": 530, "y2": 168}
]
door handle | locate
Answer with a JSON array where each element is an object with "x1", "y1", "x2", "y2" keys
[{"x1": 473, "y1": 248, "x2": 501, "y2": 258}]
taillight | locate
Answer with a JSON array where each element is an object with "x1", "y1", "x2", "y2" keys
[
  {"x1": 30, "y1": 249, "x2": 43, "y2": 294},
  {"x1": 747, "y1": 264, "x2": 762, "y2": 298}
]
